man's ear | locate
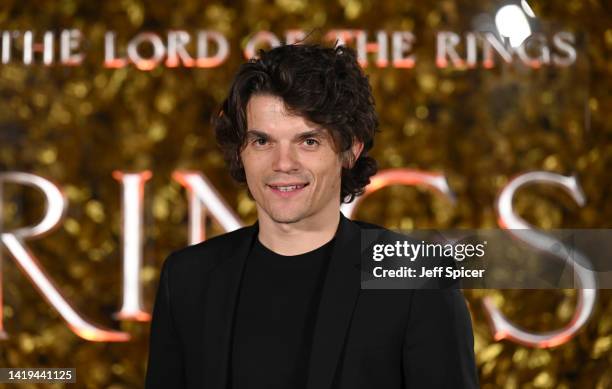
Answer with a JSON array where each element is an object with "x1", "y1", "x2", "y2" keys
[{"x1": 343, "y1": 141, "x2": 364, "y2": 169}]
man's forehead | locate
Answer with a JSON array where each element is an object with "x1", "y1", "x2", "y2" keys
[
  {"x1": 246, "y1": 96, "x2": 329, "y2": 135},
  {"x1": 246, "y1": 94, "x2": 287, "y2": 114}
]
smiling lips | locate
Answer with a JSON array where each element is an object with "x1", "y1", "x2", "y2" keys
[{"x1": 267, "y1": 183, "x2": 309, "y2": 197}]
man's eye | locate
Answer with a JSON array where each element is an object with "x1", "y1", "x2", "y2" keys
[
  {"x1": 304, "y1": 138, "x2": 320, "y2": 146},
  {"x1": 253, "y1": 138, "x2": 267, "y2": 146}
]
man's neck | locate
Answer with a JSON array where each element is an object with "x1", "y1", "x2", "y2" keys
[{"x1": 256, "y1": 211, "x2": 340, "y2": 256}]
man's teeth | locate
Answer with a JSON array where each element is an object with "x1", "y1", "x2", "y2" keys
[{"x1": 273, "y1": 185, "x2": 305, "y2": 192}]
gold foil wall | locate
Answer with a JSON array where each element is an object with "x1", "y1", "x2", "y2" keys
[{"x1": 0, "y1": 1, "x2": 610, "y2": 388}]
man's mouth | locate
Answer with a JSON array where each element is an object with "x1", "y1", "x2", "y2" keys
[{"x1": 267, "y1": 183, "x2": 309, "y2": 193}]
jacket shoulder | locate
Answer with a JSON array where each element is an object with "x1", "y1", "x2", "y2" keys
[
  {"x1": 351, "y1": 218, "x2": 410, "y2": 242},
  {"x1": 163, "y1": 224, "x2": 255, "y2": 274},
  {"x1": 352, "y1": 219, "x2": 385, "y2": 230}
]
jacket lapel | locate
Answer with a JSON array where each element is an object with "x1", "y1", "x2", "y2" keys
[
  {"x1": 202, "y1": 222, "x2": 258, "y2": 389},
  {"x1": 306, "y1": 214, "x2": 362, "y2": 389}
]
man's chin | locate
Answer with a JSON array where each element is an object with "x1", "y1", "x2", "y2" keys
[
  {"x1": 269, "y1": 214, "x2": 304, "y2": 224},
  {"x1": 266, "y1": 209, "x2": 307, "y2": 224}
]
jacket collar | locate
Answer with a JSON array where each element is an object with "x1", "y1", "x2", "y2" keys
[{"x1": 202, "y1": 212, "x2": 362, "y2": 389}]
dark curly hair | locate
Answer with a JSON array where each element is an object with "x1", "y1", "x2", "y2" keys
[{"x1": 212, "y1": 43, "x2": 379, "y2": 203}]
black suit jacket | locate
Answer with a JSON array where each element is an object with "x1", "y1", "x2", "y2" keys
[{"x1": 145, "y1": 214, "x2": 479, "y2": 388}]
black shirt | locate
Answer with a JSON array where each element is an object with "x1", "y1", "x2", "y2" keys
[{"x1": 230, "y1": 236, "x2": 335, "y2": 389}]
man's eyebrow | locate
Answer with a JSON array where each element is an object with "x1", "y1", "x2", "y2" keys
[
  {"x1": 294, "y1": 128, "x2": 328, "y2": 140},
  {"x1": 245, "y1": 128, "x2": 328, "y2": 140},
  {"x1": 245, "y1": 129, "x2": 269, "y2": 138}
]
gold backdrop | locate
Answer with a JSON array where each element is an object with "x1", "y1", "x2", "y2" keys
[{"x1": 0, "y1": 1, "x2": 610, "y2": 388}]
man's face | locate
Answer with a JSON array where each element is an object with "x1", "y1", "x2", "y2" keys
[{"x1": 240, "y1": 94, "x2": 361, "y2": 226}]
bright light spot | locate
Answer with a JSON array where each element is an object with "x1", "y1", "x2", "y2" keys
[
  {"x1": 495, "y1": 5, "x2": 532, "y2": 48},
  {"x1": 521, "y1": 0, "x2": 536, "y2": 18}
]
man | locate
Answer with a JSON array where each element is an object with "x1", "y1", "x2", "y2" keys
[{"x1": 145, "y1": 43, "x2": 479, "y2": 388}]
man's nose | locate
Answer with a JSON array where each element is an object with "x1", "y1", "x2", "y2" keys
[{"x1": 271, "y1": 143, "x2": 300, "y2": 172}]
